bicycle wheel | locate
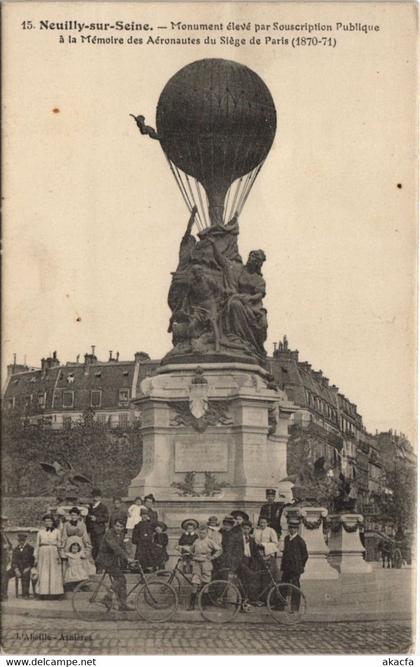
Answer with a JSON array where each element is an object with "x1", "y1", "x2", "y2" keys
[
  {"x1": 136, "y1": 579, "x2": 178, "y2": 622},
  {"x1": 153, "y1": 569, "x2": 182, "y2": 593},
  {"x1": 72, "y1": 578, "x2": 115, "y2": 622},
  {"x1": 198, "y1": 579, "x2": 241, "y2": 624},
  {"x1": 267, "y1": 583, "x2": 306, "y2": 625}
]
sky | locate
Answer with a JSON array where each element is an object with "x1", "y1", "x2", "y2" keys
[{"x1": 3, "y1": 2, "x2": 417, "y2": 443}]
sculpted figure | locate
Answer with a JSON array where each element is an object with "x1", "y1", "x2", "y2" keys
[
  {"x1": 223, "y1": 249, "x2": 268, "y2": 356},
  {"x1": 166, "y1": 210, "x2": 268, "y2": 361}
]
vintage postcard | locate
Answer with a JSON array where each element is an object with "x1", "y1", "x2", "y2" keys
[{"x1": 1, "y1": 0, "x2": 417, "y2": 658}]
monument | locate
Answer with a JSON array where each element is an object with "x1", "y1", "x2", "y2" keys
[{"x1": 128, "y1": 59, "x2": 295, "y2": 523}]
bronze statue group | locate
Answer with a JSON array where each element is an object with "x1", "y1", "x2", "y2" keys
[{"x1": 1, "y1": 488, "x2": 308, "y2": 615}]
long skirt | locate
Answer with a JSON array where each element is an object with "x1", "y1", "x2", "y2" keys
[{"x1": 36, "y1": 546, "x2": 64, "y2": 595}]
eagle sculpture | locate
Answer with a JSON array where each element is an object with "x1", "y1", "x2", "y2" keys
[{"x1": 39, "y1": 458, "x2": 92, "y2": 496}]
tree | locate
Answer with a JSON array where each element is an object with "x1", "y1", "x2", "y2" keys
[
  {"x1": 374, "y1": 461, "x2": 416, "y2": 532},
  {"x1": 2, "y1": 410, "x2": 143, "y2": 497},
  {"x1": 284, "y1": 423, "x2": 342, "y2": 510}
]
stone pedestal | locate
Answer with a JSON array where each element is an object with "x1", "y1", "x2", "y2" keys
[
  {"x1": 128, "y1": 362, "x2": 295, "y2": 518},
  {"x1": 285, "y1": 506, "x2": 339, "y2": 580},
  {"x1": 328, "y1": 514, "x2": 372, "y2": 574}
]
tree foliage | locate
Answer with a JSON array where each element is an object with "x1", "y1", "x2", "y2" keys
[
  {"x1": 285, "y1": 424, "x2": 342, "y2": 510},
  {"x1": 2, "y1": 409, "x2": 143, "y2": 497},
  {"x1": 374, "y1": 461, "x2": 416, "y2": 531}
]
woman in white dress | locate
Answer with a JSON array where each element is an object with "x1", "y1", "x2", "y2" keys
[{"x1": 34, "y1": 514, "x2": 64, "y2": 598}]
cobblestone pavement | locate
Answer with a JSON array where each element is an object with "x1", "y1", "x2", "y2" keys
[{"x1": 1, "y1": 614, "x2": 413, "y2": 655}]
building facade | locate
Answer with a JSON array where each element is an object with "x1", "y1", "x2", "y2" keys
[{"x1": 3, "y1": 341, "x2": 413, "y2": 518}]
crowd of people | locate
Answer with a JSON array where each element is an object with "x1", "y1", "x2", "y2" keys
[{"x1": 1, "y1": 488, "x2": 308, "y2": 613}]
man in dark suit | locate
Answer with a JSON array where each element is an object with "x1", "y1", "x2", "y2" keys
[
  {"x1": 143, "y1": 494, "x2": 158, "y2": 523},
  {"x1": 86, "y1": 488, "x2": 109, "y2": 571},
  {"x1": 109, "y1": 497, "x2": 128, "y2": 529},
  {"x1": 280, "y1": 517, "x2": 308, "y2": 611},
  {"x1": 11, "y1": 532, "x2": 35, "y2": 598},
  {"x1": 259, "y1": 488, "x2": 285, "y2": 536},
  {"x1": 237, "y1": 521, "x2": 263, "y2": 601},
  {"x1": 216, "y1": 516, "x2": 244, "y2": 577},
  {"x1": 96, "y1": 519, "x2": 134, "y2": 611}
]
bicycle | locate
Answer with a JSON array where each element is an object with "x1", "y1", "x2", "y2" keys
[
  {"x1": 155, "y1": 554, "x2": 239, "y2": 622},
  {"x1": 72, "y1": 559, "x2": 178, "y2": 623},
  {"x1": 198, "y1": 553, "x2": 306, "y2": 625}
]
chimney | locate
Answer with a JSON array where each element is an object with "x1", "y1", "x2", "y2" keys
[
  {"x1": 76, "y1": 354, "x2": 80, "y2": 363},
  {"x1": 91, "y1": 345, "x2": 96, "y2": 356},
  {"x1": 116, "y1": 352, "x2": 120, "y2": 362},
  {"x1": 290, "y1": 350, "x2": 299, "y2": 362},
  {"x1": 109, "y1": 351, "x2": 113, "y2": 361}
]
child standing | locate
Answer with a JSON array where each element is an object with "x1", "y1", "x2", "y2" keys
[
  {"x1": 188, "y1": 524, "x2": 222, "y2": 611},
  {"x1": 63, "y1": 537, "x2": 87, "y2": 589},
  {"x1": 176, "y1": 519, "x2": 199, "y2": 575},
  {"x1": 152, "y1": 521, "x2": 169, "y2": 570}
]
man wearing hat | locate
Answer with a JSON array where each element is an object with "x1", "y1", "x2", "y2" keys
[
  {"x1": 96, "y1": 519, "x2": 134, "y2": 612},
  {"x1": 216, "y1": 516, "x2": 244, "y2": 577},
  {"x1": 280, "y1": 517, "x2": 308, "y2": 610},
  {"x1": 143, "y1": 494, "x2": 158, "y2": 524},
  {"x1": 258, "y1": 489, "x2": 285, "y2": 537},
  {"x1": 86, "y1": 489, "x2": 109, "y2": 572},
  {"x1": 11, "y1": 533, "x2": 35, "y2": 599},
  {"x1": 237, "y1": 521, "x2": 262, "y2": 602},
  {"x1": 231, "y1": 510, "x2": 249, "y2": 530},
  {"x1": 1, "y1": 515, "x2": 12, "y2": 600}
]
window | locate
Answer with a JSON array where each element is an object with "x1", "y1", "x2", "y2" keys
[
  {"x1": 38, "y1": 393, "x2": 46, "y2": 409},
  {"x1": 63, "y1": 391, "x2": 74, "y2": 408},
  {"x1": 95, "y1": 371, "x2": 102, "y2": 378},
  {"x1": 119, "y1": 413, "x2": 128, "y2": 428},
  {"x1": 7, "y1": 397, "x2": 15, "y2": 410},
  {"x1": 91, "y1": 390, "x2": 102, "y2": 408},
  {"x1": 24, "y1": 395, "x2": 32, "y2": 408},
  {"x1": 63, "y1": 415, "x2": 72, "y2": 430},
  {"x1": 97, "y1": 414, "x2": 107, "y2": 424},
  {"x1": 119, "y1": 389, "x2": 130, "y2": 406}
]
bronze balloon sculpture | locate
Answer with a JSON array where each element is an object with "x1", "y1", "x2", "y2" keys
[{"x1": 132, "y1": 58, "x2": 277, "y2": 365}]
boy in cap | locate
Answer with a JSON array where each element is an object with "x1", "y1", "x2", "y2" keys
[
  {"x1": 280, "y1": 517, "x2": 308, "y2": 611},
  {"x1": 152, "y1": 521, "x2": 169, "y2": 570},
  {"x1": 11, "y1": 533, "x2": 34, "y2": 599},
  {"x1": 176, "y1": 519, "x2": 199, "y2": 574},
  {"x1": 188, "y1": 523, "x2": 222, "y2": 610}
]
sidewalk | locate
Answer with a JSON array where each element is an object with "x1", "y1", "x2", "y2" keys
[{"x1": 2, "y1": 565, "x2": 413, "y2": 625}]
